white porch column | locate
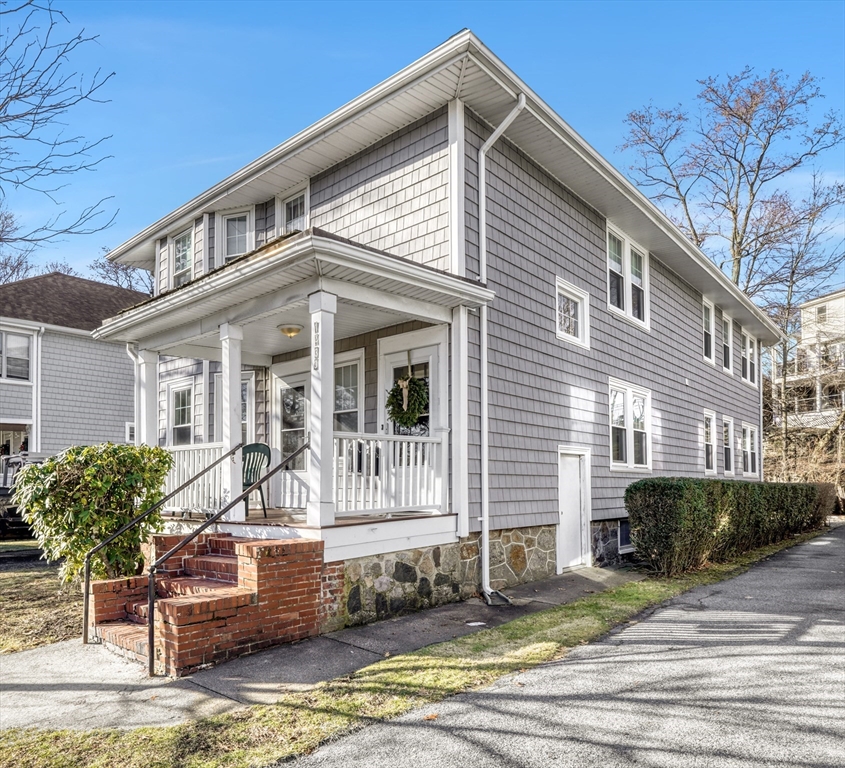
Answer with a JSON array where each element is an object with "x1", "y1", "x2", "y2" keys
[
  {"x1": 220, "y1": 323, "x2": 244, "y2": 521},
  {"x1": 307, "y1": 291, "x2": 337, "y2": 528},
  {"x1": 138, "y1": 350, "x2": 158, "y2": 446}
]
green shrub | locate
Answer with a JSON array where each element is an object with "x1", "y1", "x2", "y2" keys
[
  {"x1": 625, "y1": 477, "x2": 825, "y2": 576},
  {"x1": 13, "y1": 443, "x2": 174, "y2": 583}
]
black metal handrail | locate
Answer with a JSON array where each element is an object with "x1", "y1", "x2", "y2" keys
[
  {"x1": 146, "y1": 442, "x2": 310, "y2": 676},
  {"x1": 82, "y1": 442, "x2": 243, "y2": 644}
]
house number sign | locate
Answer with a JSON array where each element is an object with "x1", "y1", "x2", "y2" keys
[{"x1": 313, "y1": 320, "x2": 320, "y2": 371}]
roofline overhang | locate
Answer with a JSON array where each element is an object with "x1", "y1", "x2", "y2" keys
[
  {"x1": 94, "y1": 230, "x2": 495, "y2": 344},
  {"x1": 0, "y1": 317, "x2": 95, "y2": 338}
]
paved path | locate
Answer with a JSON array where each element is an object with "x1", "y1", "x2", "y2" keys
[
  {"x1": 293, "y1": 526, "x2": 845, "y2": 768},
  {"x1": 0, "y1": 564, "x2": 639, "y2": 730}
]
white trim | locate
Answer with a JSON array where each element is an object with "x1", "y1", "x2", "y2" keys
[
  {"x1": 202, "y1": 213, "x2": 211, "y2": 275},
  {"x1": 166, "y1": 377, "x2": 194, "y2": 447},
  {"x1": 703, "y1": 409, "x2": 716, "y2": 475},
  {"x1": 332, "y1": 348, "x2": 365, "y2": 434},
  {"x1": 0, "y1": 317, "x2": 97, "y2": 338},
  {"x1": 608, "y1": 377, "x2": 652, "y2": 472},
  {"x1": 125, "y1": 421, "x2": 135, "y2": 444},
  {"x1": 741, "y1": 422, "x2": 759, "y2": 478},
  {"x1": 281, "y1": 185, "x2": 309, "y2": 235},
  {"x1": 722, "y1": 415, "x2": 734, "y2": 476},
  {"x1": 216, "y1": 206, "x2": 254, "y2": 263},
  {"x1": 451, "y1": 306, "x2": 469, "y2": 537},
  {"x1": 606, "y1": 224, "x2": 651, "y2": 331},
  {"x1": 555, "y1": 276, "x2": 590, "y2": 349},
  {"x1": 721, "y1": 313, "x2": 734, "y2": 374},
  {"x1": 556, "y1": 445, "x2": 591, "y2": 573},
  {"x1": 702, "y1": 299, "x2": 715, "y2": 365},
  {"x1": 0, "y1": 328, "x2": 34, "y2": 383},
  {"x1": 740, "y1": 328, "x2": 758, "y2": 388},
  {"x1": 447, "y1": 98, "x2": 466, "y2": 276},
  {"x1": 170, "y1": 227, "x2": 193, "y2": 289}
]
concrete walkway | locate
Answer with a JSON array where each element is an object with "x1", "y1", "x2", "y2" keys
[
  {"x1": 0, "y1": 564, "x2": 641, "y2": 730},
  {"x1": 293, "y1": 525, "x2": 845, "y2": 768}
]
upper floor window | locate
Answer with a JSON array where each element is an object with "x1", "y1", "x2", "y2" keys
[
  {"x1": 0, "y1": 332, "x2": 31, "y2": 381},
  {"x1": 703, "y1": 300, "x2": 714, "y2": 364},
  {"x1": 607, "y1": 227, "x2": 648, "y2": 327},
  {"x1": 703, "y1": 410, "x2": 716, "y2": 474},
  {"x1": 223, "y1": 212, "x2": 250, "y2": 260},
  {"x1": 722, "y1": 315, "x2": 733, "y2": 372},
  {"x1": 172, "y1": 229, "x2": 192, "y2": 288},
  {"x1": 284, "y1": 192, "x2": 306, "y2": 234},
  {"x1": 555, "y1": 277, "x2": 590, "y2": 349},
  {"x1": 741, "y1": 330, "x2": 757, "y2": 385},
  {"x1": 817, "y1": 305, "x2": 827, "y2": 323},
  {"x1": 609, "y1": 378, "x2": 651, "y2": 470},
  {"x1": 723, "y1": 417, "x2": 734, "y2": 475}
]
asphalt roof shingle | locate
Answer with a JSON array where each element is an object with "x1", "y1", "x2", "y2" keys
[{"x1": 0, "y1": 272, "x2": 149, "y2": 331}]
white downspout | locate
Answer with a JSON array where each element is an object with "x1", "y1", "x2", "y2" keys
[
  {"x1": 126, "y1": 343, "x2": 142, "y2": 446},
  {"x1": 32, "y1": 327, "x2": 45, "y2": 452},
  {"x1": 478, "y1": 93, "x2": 526, "y2": 605}
]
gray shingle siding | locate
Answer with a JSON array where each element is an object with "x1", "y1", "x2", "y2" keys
[
  {"x1": 39, "y1": 331, "x2": 134, "y2": 453},
  {"x1": 0, "y1": 382, "x2": 33, "y2": 422},
  {"x1": 310, "y1": 107, "x2": 450, "y2": 271},
  {"x1": 464, "y1": 107, "x2": 762, "y2": 531}
]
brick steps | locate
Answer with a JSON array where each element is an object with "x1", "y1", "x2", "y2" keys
[{"x1": 183, "y1": 554, "x2": 238, "y2": 582}]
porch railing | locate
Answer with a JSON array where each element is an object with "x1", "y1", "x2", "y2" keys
[
  {"x1": 333, "y1": 433, "x2": 444, "y2": 516},
  {"x1": 164, "y1": 443, "x2": 225, "y2": 512}
]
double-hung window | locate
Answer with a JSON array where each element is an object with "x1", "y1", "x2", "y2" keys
[
  {"x1": 334, "y1": 361, "x2": 361, "y2": 433},
  {"x1": 607, "y1": 227, "x2": 649, "y2": 327},
  {"x1": 742, "y1": 424, "x2": 758, "y2": 476},
  {"x1": 0, "y1": 332, "x2": 31, "y2": 380},
  {"x1": 817, "y1": 305, "x2": 827, "y2": 323},
  {"x1": 214, "y1": 372, "x2": 254, "y2": 446},
  {"x1": 702, "y1": 300, "x2": 715, "y2": 364},
  {"x1": 703, "y1": 410, "x2": 716, "y2": 473},
  {"x1": 722, "y1": 315, "x2": 733, "y2": 372},
  {"x1": 609, "y1": 379, "x2": 651, "y2": 470},
  {"x1": 171, "y1": 385, "x2": 193, "y2": 446},
  {"x1": 723, "y1": 417, "x2": 734, "y2": 475},
  {"x1": 283, "y1": 192, "x2": 306, "y2": 234},
  {"x1": 222, "y1": 212, "x2": 250, "y2": 261},
  {"x1": 555, "y1": 277, "x2": 590, "y2": 348},
  {"x1": 741, "y1": 330, "x2": 757, "y2": 385},
  {"x1": 172, "y1": 229, "x2": 192, "y2": 288}
]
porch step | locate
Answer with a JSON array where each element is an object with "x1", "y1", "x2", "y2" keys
[
  {"x1": 207, "y1": 536, "x2": 252, "y2": 556},
  {"x1": 95, "y1": 620, "x2": 148, "y2": 664},
  {"x1": 123, "y1": 576, "x2": 252, "y2": 624},
  {"x1": 183, "y1": 554, "x2": 238, "y2": 582}
]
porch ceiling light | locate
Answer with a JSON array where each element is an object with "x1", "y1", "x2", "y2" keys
[{"x1": 278, "y1": 324, "x2": 303, "y2": 339}]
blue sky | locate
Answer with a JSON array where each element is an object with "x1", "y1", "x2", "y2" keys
[{"x1": 12, "y1": 0, "x2": 845, "y2": 274}]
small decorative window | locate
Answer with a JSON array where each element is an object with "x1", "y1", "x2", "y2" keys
[
  {"x1": 723, "y1": 417, "x2": 734, "y2": 475},
  {"x1": 0, "y1": 332, "x2": 31, "y2": 380},
  {"x1": 722, "y1": 315, "x2": 733, "y2": 372},
  {"x1": 125, "y1": 422, "x2": 135, "y2": 444},
  {"x1": 704, "y1": 410, "x2": 715, "y2": 473},
  {"x1": 702, "y1": 300, "x2": 714, "y2": 363},
  {"x1": 172, "y1": 229, "x2": 192, "y2": 288},
  {"x1": 284, "y1": 192, "x2": 306, "y2": 234},
  {"x1": 606, "y1": 226, "x2": 649, "y2": 327},
  {"x1": 555, "y1": 277, "x2": 590, "y2": 348},
  {"x1": 223, "y1": 212, "x2": 250, "y2": 260},
  {"x1": 171, "y1": 386, "x2": 192, "y2": 445},
  {"x1": 609, "y1": 379, "x2": 651, "y2": 470}
]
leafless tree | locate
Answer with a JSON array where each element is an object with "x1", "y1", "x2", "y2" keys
[
  {"x1": 0, "y1": 0, "x2": 116, "y2": 252},
  {"x1": 88, "y1": 247, "x2": 153, "y2": 294}
]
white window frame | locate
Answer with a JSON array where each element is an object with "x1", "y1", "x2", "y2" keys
[
  {"x1": 170, "y1": 227, "x2": 193, "y2": 289},
  {"x1": 742, "y1": 422, "x2": 759, "y2": 477},
  {"x1": 703, "y1": 409, "x2": 716, "y2": 474},
  {"x1": 214, "y1": 370, "x2": 256, "y2": 445},
  {"x1": 217, "y1": 208, "x2": 254, "y2": 262},
  {"x1": 722, "y1": 417, "x2": 734, "y2": 476},
  {"x1": 702, "y1": 299, "x2": 715, "y2": 365},
  {"x1": 606, "y1": 225, "x2": 650, "y2": 331},
  {"x1": 0, "y1": 330, "x2": 33, "y2": 383},
  {"x1": 125, "y1": 422, "x2": 136, "y2": 444},
  {"x1": 617, "y1": 519, "x2": 635, "y2": 555},
  {"x1": 167, "y1": 378, "x2": 194, "y2": 446},
  {"x1": 721, "y1": 313, "x2": 733, "y2": 374},
  {"x1": 332, "y1": 348, "x2": 365, "y2": 434},
  {"x1": 740, "y1": 328, "x2": 758, "y2": 387},
  {"x1": 278, "y1": 185, "x2": 309, "y2": 236},
  {"x1": 817, "y1": 304, "x2": 827, "y2": 323},
  {"x1": 555, "y1": 276, "x2": 590, "y2": 349},
  {"x1": 608, "y1": 377, "x2": 652, "y2": 472}
]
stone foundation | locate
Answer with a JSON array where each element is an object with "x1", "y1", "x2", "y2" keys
[
  {"x1": 591, "y1": 519, "x2": 622, "y2": 567},
  {"x1": 320, "y1": 524, "x2": 557, "y2": 630}
]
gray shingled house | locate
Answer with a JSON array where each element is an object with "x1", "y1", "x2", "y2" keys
[
  {"x1": 94, "y1": 31, "x2": 780, "y2": 620},
  {"x1": 0, "y1": 272, "x2": 147, "y2": 456}
]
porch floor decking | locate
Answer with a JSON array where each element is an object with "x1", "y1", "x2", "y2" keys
[{"x1": 163, "y1": 508, "x2": 455, "y2": 529}]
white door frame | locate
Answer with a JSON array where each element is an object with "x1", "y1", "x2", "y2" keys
[{"x1": 557, "y1": 445, "x2": 591, "y2": 573}]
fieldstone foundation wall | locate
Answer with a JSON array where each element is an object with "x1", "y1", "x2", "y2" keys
[{"x1": 320, "y1": 524, "x2": 557, "y2": 630}]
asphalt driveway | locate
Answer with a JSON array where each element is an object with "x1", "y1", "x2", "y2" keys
[{"x1": 293, "y1": 525, "x2": 845, "y2": 768}]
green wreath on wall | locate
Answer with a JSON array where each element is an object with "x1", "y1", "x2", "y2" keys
[{"x1": 386, "y1": 365, "x2": 429, "y2": 429}]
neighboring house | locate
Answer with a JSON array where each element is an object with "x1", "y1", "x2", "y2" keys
[
  {"x1": 0, "y1": 272, "x2": 148, "y2": 456},
  {"x1": 94, "y1": 31, "x2": 780, "y2": 647},
  {"x1": 773, "y1": 288, "x2": 845, "y2": 431}
]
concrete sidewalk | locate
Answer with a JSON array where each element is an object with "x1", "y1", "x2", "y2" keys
[{"x1": 0, "y1": 563, "x2": 642, "y2": 730}]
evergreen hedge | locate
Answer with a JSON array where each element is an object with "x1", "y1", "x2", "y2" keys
[{"x1": 624, "y1": 478, "x2": 829, "y2": 576}]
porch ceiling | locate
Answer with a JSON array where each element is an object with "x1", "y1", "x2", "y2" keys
[{"x1": 93, "y1": 230, "x2": 493, "y2": 359}]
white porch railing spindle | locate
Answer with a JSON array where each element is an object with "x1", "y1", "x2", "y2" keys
[{"x1": 164, "y1": 443, "x2": 225, "y2": 513}]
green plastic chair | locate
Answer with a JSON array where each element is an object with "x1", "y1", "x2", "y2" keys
[{"x1": 242, "y1": 443, "x2": 271, "y2": 518}]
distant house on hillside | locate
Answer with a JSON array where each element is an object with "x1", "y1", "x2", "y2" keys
[{"x1": 0, "y1": 272, "x2": 148, "y2": 456}]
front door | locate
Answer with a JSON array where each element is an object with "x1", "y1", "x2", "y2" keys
[{"x1": 557, "y1": 450, "x2": 588, "y2": 571}]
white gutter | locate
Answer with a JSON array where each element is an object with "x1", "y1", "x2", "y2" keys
[{"x1": 478, "y1": 93, "x2": 526, "y2": 605}]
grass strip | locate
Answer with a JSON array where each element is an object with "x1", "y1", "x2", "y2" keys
[
  {"x1": 0, "y1": 562, "x2": 82, "y2": 654},
  {"x1": 0, "y1": 529, "x2": 824, "y2": 768}
]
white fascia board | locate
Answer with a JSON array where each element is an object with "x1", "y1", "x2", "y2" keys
[{"x1": 0, "y1": 317, "x2": 97, "y2": 338}]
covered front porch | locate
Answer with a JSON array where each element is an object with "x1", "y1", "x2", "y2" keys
[{"x1": 95, "y1": 230, "x2": 492, "y2": 554}]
